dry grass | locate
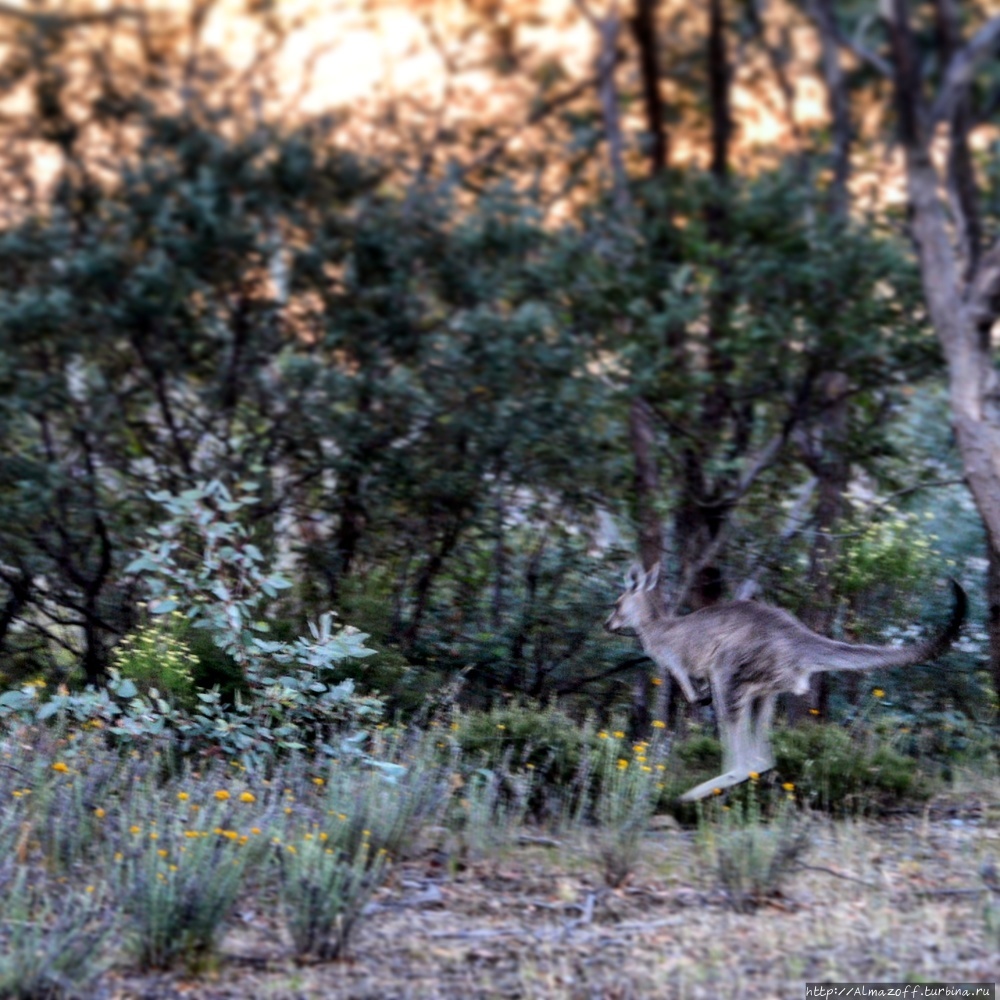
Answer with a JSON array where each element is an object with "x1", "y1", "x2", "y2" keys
[{"x1": 102, "y1": 794, "x2": 1000, "y2": 999}]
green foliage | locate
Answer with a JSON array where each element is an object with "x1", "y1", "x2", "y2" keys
[
  {"x1": 587, "y1": 730, "x2": 664, "y2": 887},
  {"x1": 111, "y1": 615, "x2": 197, "y2": 708},
  {"x1": 319, "y1": 756, "x2": 447, "y2": 863},
  {"x1": 275, "y1": 831, "x2": 387, "y2": 961},
  {"x1": 116, "y1": 803, "x2": 267, "y2": 973},
  {"x1": 698, "y1": 784, "x2": 811, "y2": 914},
  {"x1": 835, "y1": 505, "x2": 943, "y2": 606},
  {"x1": 454, "y1": 702, "x2": 597, "y2": 792},
  {"x1": 0, "y1": 872, "x2": 109, "y2": 1000},
  {"x1": 771, "y1": 724, "x2": 927, "y2": 810},
  {"x1": 658, "y1": 724, "x2": 929, "y2": 818},
  {"x1": 450, "y1": 765, "x2": 536, "y2": 863}
]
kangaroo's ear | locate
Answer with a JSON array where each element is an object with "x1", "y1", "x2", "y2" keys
[
  {"x1": 625, "y1": 563, "x2": 643, "y2": 590},
  {"x1": 642, "y1": 562, "x2": 661, "y2": 591}
]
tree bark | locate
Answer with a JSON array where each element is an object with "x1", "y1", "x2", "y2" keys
[
  {"x1": 792, "y1": 372, "x2": 850, "y2": 721},
  {"x1": 887, "y1": 1, "x2": 1000, "y2": 711},
  {"x1": 932, "y1": 0, "x2": 981, "y2": 279},
  {"x1": 631, "y1": 0, "x2": 667, "y2": 176}
]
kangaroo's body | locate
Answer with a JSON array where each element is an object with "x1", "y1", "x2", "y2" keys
[{"x1": 605, "y1": 565, "x2": 967, "y2": 801}]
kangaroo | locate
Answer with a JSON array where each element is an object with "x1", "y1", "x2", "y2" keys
[{"x1": 605, "y1": 563, "x2": 967, "y2": 801}]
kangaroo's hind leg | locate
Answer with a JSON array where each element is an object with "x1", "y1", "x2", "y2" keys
[
  {"x1": 747, "y1": 693, "x2": 777, "y2": 774},
  {"x1": 679, "y1": 667, "x2": 757, "y2": 802}
]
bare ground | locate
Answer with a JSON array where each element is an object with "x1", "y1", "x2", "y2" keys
[{"x1": 104, "y1": 795, "x2": 1000, "y2": 1000}]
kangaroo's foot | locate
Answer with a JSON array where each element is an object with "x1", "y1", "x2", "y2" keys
[{"x1": 679, "y1": 769, "x2": 755, "y2": 802}]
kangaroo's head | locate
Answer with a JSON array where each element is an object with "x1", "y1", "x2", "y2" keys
[{"x1": 604, "y1": 562, "x2": 661, "y2": 634}]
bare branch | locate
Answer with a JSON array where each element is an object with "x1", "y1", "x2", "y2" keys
[
  {"x1": 575, "y1": 0, "x2": 631, "y2": 216},
  {"x1": 930, "y1": 15, "x2": 1000, "y2": 128},
  {"x1": 460, "y1": 73, "x2": 599, "y2": 178},
  {"x1": 733, "y1": 477, "x2": 817, "y2": 601},
  {"x1": 808, "y1": 0, "x2": 852, "y2": 218}
]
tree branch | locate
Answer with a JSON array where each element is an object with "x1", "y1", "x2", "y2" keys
[
  {"x1": 575, "y1": 0, "x2": 632, "y2": 216},
  {"x1": 930, "y1": 15, "x2": 1000, "y2": 128}
]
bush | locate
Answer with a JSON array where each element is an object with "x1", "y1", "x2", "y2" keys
[
  {"x1": 587, "y1": 732, "x2": 664, "y2": 887},
  {"x1": 698, "y1": 783, "x2": 811, "y2": 913},
  {"x1": 657, "y1": 724, "x2": 928, "y2": 818},
  {"x1": 455, "y1": 702, "x2": 597, "y2": 800},
  {"x1": 319, "y1": 754, "x2": 447, "y2": 862},
  {"x1": 275, "y1": 830, "x2": 387, "y2": 960},
  {"x1": 111, "y1": 614, "x2": 197, "y2": 708},
  {"x1": 0, "y1": 872, "x2": 110, "y2": 999},
  {"x1": 772, "y1": 724, "x2": 927, "y2": 810},
  {"x1": 116, "y1": 800, "x2": 268, "y2": 972}
]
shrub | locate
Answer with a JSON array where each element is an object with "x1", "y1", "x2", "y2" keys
[
  {"x1": 319, "y1": 754, "x2": 447, "y2": 862},
  {"x1": 275, "y1": 829, "x2": 387, "y2": 960},
  {"x1": 771, "y1": 723, "x2": 927, "y2": 810},
  {"x1": 454, "y1": 702, "x2": 599, "y2": 814},
  {"x1": 698, "y1": 783, "x2": 811, "y2": 913},
  {"x1": 588, "y1": 732, "x2": 663, "y2": 887},
  {"x1": 659, "y1": 724, "x2": 928, "y2": 818},
  {"x1": 450, "y1": 764, "x2": 535, "y2": 862},
  {"x1": 111, "y1": 614, "x2": 197, "y2": 708},
  {"x1": 115, "y1": 801, "x2": 267, "y2": 972},
  {"x1": 0, "y1": 872, "x2": 109, "y2": 999}
]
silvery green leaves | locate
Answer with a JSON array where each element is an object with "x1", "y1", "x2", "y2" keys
[
  {"x1": 126, "y1": 481, "x2": 299, "y2": 678},
  {"x1": 110, "y1": 480, "x2": 385, "y2": 768}
]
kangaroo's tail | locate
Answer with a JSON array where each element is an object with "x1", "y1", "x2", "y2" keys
[{"x1": 815, "y1": 579, "x2": 967, "y2": 673}]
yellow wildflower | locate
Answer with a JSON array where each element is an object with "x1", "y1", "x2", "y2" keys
[
  {"x1": 214, "y1": 789, "x2": 230, "y2": 801},
  {"x1": 177, "y1": 792, "x2": 189, "y2": 802},
  {"x1": 873, "y1": 689, "x2": 885, "y2": 699},
  {"x1": 613, "y1": 731, "x2": 625, "y2": 739},
  {"x1": 782, "y1": 782, "x2": 795, "y2": 792},
  {"x1": 52, "y1": 762, "x2": 69, "y2": 774},
  {"x1": 94, "y1": 808, "x2": 106, "y2": 819},
  {"x1": 652, "y1": 720, "x2": 666, "y2": 729},
  {"x1": 239, "y1": 792, "x2": 255, "y2": 803}
]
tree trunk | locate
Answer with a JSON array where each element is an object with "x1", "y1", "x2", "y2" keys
[
  {"x1": 886, "y1": 1, "x2": 1000, "y2": 709},
  {"x1": 792, "y1": 372, "x2": 850, "y2": 721},
  {"x1": 675, "y1": 0, "x2": 731, "y2": 614},
  {"x1": 987, "y1": 546, "x2": 1000, "y2": 717},
  {"x1": 631, "y1": 0, "x2": 667, "y2": 176}
]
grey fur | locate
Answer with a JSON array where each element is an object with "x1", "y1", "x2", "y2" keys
[{"x1": 605, "y1": 565, "x2": 967, "y2": 801}]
